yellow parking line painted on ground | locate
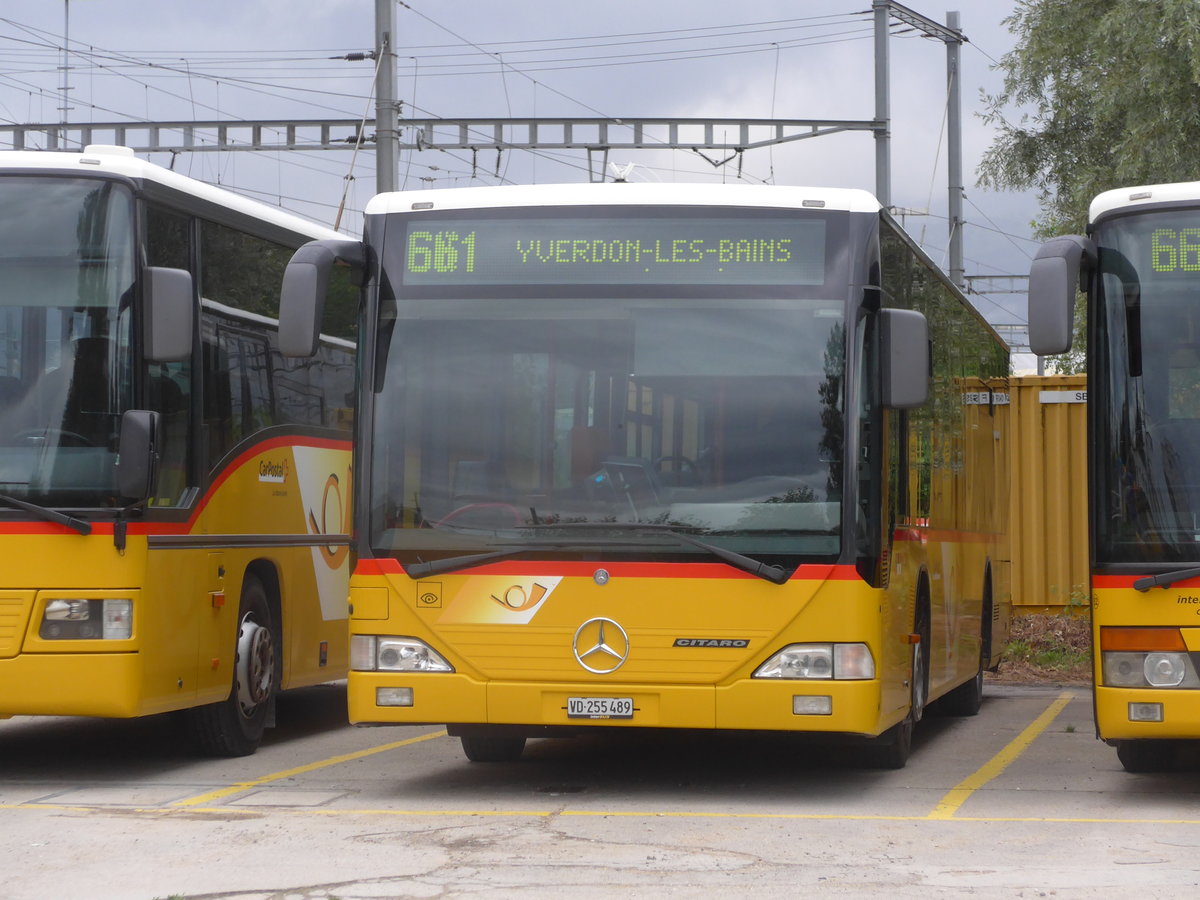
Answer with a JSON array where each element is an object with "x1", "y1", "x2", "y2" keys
[
  {"x1": 170, "y1": 729, "x2": 447, "y2": 808},
  {"x1": 927, "y1": 691, "x2": 1073, "y2": 820},
  {"x1": 10, "y1": 803, "x2": 1200, "y2": 827}
]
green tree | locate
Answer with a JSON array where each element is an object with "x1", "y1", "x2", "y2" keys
[{"x1": 978, "y1": 0, "x2": 1200, "y2": 373}]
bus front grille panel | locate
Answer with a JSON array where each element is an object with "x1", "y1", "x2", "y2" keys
[
  {"x1": 443, "y1": 626, "x2": 773, "y2": 683},
  {"x1": 0, "y1": 594, "x2": 35, "y2": 659}
]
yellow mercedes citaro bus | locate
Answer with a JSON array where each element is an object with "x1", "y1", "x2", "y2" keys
[
  {"x1": 281, "y1": 182, "x2": 1010, "y2": 767},
  {"x1": 0, "y1": 146, "x2": 355, "y2": 756},
  {"x1": 1030, "y1": 180, "x2": 1200, "y2": 772}
]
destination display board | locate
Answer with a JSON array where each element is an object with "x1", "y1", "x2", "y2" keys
[{"x1": 398, "y1": 216, "x2": 827, "y2": 286}]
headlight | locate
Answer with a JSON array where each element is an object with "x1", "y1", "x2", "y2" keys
[
  {"x1": 40, "y1": 598, "x2": 132, "y2": 640},
  {"x1": 1100, "y1": 627, "x2": 1200, "y2": 688},
  {"x1": 754, "y1": 643, "x2": 875, "y2": 680},
  {"x1": 1103, "y1": 651, "x2": 1197, "y2": 688},
  {"x1": 351, "y1": 635, "x2": 453, "y2": 672}
]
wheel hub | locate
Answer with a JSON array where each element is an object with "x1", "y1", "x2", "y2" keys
[{"x1": 235, "y1": 615, "x2": 274, "y2": 717}]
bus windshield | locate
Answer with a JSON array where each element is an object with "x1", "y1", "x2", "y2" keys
[
  {"x1": 368, "y1": 207, "x2": 849, "y2": 566},
  {"x1": 0, "y1": 177, "x2": 135, "y2": 507},
  {"x1": 1094, "y1": 208, "x2": 1200, "y2": 563}
]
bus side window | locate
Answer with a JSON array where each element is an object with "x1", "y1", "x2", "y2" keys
[{"x1": 202, "y1": 329, "x2": 234, "y2": 467}]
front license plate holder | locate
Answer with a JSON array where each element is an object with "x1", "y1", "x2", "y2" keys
[{"x1": 566, "y1": 696, "x2": 634, "y2": 719}]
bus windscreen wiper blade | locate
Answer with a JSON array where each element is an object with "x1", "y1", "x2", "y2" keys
[
  {"x1": 526, "y1": 522, "x2": 789, "y2": 585},
  {"x1": 1133, "y1": 567, "x2": 1200, "y2": 592},
  {"x1": 0, "y1": 494, "x2": 91, "y2": 535},
  {"x1": 664, "y1": 530, "x2": 789, "y2": 584},
  {"x1": 405, "y1": 547, "x2": 535, "y2": 579}
]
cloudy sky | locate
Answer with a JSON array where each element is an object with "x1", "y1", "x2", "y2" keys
[{"x1": 0, "y1": 0, "x2": 1040, "y2": 352}]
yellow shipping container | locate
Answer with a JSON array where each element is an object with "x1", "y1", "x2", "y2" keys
[{"x1": 1008, "y1": 374, "x2": 1089, "y2": 613}]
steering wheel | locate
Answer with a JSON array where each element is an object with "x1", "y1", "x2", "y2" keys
[
  {"x1": 652, "y1": 454, "x2": 701, "y2": 487},
  {"x1": 434, "y1": 502, "x2": 525, "y2": 529},
  {"x1": 15, "y1": 428, "x2": 95, "y2": 448}
]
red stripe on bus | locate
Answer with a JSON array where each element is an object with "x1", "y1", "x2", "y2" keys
[
  {"x1": 0, "y1": 435, "x2": 350, "y2": 538},
  {"x1": 1093, "y1": 573, "x2": 1200, "y2": 589},
  {"x1": 198, "y1": 435, "x2": 350, "y2": 519},
  {"x1": 355, "y1": 557, "x2": 862, "y2": 583}
]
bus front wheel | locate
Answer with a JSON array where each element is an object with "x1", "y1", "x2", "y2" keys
[
  {"x1": 460, "y1": 732, "x2": 527, "y2": 762},
  {"x1": 185, "y1": 573, "x2": 277, "y2": 757},
  {"x1": 1116, "y1": 739, "x2": 1177, "y2": 773},
  {"x1": 865, "y1": 599, "x2": 929, "y2": 769}
]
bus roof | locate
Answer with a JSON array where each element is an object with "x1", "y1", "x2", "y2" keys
[
  {"x1": 365, "y1": 182, "x2": 882, "y2": 217},
  {"x1": 1090, "y1": 180, "x2": 1200, "y2": 223},
  {"x1": 0, "y1": 145, "x2": 345, "y2": 241}
]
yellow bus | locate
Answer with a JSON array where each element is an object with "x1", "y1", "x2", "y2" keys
[
  {"x1": 282, "y1": 182, "x2": 1010, "y2": 767},
  {"x1": 0, "y1": 145, "x2": 356, "y2": 756},
  {"x1": 1030, "y1": 181, "x2": 1200, "y2": 772}
]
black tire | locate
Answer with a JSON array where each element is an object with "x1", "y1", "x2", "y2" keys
[
  {"x1": 866, "y1": 715, "x2": 914, "y2": 770},
  {"x1": 865, "y1": 606, "x2": 928, "y2": 769},
  {"x1": 938, "y1": 665, "x2": 984, "y2": 717},
  {"x1": 460, "y1": 733, "x2": 527, "y2": 762},
  {"x1": 184, "y1": 573, "x2": 277, "y2": 757},
  {"x1": 1116, "y1": 739, "x2": 1177, "y2": 773},
  {"x1": 938, "y1": 578, "x2": 990, "y2": 717}
]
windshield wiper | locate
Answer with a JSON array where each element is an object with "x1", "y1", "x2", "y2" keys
[
  {"x1": 0, "y1": 494, "x2": 91, "y2": 535},
  {"x1": 526, "y1": 522, "x2": 789, "y2": 585},
  {"x1": 1133, "y1": 567, "x2": 1200, "y2": 592},
  {"x1": 405, "y1": 547, "x2": 537, "y2": 579}
]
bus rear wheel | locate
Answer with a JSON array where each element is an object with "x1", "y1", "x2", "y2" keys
[
  {"x1": 937, "y1": 577, "x2": 991, "y2": 717},
  {"x1": 185, "y1": 573, "x2": 277, "y2": 757}
]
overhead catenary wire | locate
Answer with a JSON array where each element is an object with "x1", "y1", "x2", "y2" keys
[{"x1": 0, "y1": 4, "x2": 1036, "y2": 288}]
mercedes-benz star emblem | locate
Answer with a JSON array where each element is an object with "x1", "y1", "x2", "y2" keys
[{"x1": 572, "y1": 617, "x2": 630, "y2": 674}]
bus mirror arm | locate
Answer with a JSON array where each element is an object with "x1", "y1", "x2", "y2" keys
[
  {"x1": 880, "y1": 308, "x2": 930, "y2": 409},
  {"x1": 1028, "y1": 235, "x2": 1096, "y2": 357},
  {"x1": 280, "y1": 239, "x2": 366, "y2": 358}
]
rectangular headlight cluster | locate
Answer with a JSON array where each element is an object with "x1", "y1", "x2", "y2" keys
[
  {"x1": 351, "y1": 634, "x2": 453, "y2": 672},
  {"x1": 1100, "y1": 627, "x2": 1200, "y2": 688},
  {"x1": 40, "y1": 598, "x2": 132, "y2": 640},
  {"x1": 753, "y1": 643, "x2": 875, "y2": 680}
]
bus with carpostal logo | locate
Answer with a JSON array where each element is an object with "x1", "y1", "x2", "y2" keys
[
  {"x1": 1029, "y1": 179, "x2": 1200, "y2": 772},
  {"x1": 0, "y1": 145, "x2": 355, "y2": 756},
  {"x1": 281, "y1": 181, "x2": 1011, "y2": 767}
]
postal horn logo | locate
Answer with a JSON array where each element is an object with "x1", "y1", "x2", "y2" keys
[
  {"x1": 572, "y1": 617, "x2": 629, "y2": 674},
  {"x1": 307, "y1": 470, "x2": 352, "y2": 569}
]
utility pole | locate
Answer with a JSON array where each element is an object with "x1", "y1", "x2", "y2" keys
[
  {"x1": 946, "y1": 11, "x2": 965, "y2": 289},
  {"x1": 873, "y1": 1, "x2": 891, "y2": 210},
  {"x1": 375, "y1": 0, "x2": 397, "y2": 193},
  {"x1": 874, "y1": 2, "x2": 966, "y2": 288},
  {"x1": 53, "y1": 0, "x2": 74, "y2": 150}
]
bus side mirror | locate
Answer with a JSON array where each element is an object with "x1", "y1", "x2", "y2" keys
[
  {"x1": 1028, "y1": 235, "x2": 1096, "y2": 356},
  {"x1": 115, "y1": 409, "x2": 160, "y2": 502},
  {"x1": 144, "y1": 267, "x2": 194, "y2": 362},
  {"x1": 880, "y1": 308, "x2": 929, "y2": 409},
  {"x1": 279, "y1": 239, "x2": 365, "y2": 357}
]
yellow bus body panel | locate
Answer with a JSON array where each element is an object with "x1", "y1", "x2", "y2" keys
[
  {"x1": 0, "y1": 439, "x2": 350, "y2": 720},
  {"x1": 1093, "y1": 578, "x2": 1200, "y2": 740},
  {"x1": 348, "y1": 543, "x2": 1008, "y2": 738}
]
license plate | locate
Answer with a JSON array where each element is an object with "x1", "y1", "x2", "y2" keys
[{"x1": 567, "y1": 696, "x2": 634, "y2": 719}]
